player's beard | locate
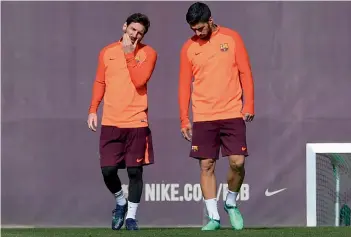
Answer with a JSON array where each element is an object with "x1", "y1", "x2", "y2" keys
[
  {"x1": 200, "y1": 27, "x2": 212, "y2": 40},
  {"x1": 200, "y1": 23, "x2": 215, "y2": 40}
]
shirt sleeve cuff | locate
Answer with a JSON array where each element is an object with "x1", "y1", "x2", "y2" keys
[{"x1": 181, "y1": 118, "x2": 190, "y2": 128}]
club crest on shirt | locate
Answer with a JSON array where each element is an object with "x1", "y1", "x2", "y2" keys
[
  {"x1": 134, "y1": 54, "x2": 146, "y2": 64},
  {"x1": 220, "y1": 43, "x2": 229, "y2": 52},
  {"x1": 135, "y1": 55, "x2": 141, "y2": 63}
]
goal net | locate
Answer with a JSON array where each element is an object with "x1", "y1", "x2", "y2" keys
[{"x1": 306, "y1": 143, "x2": 351, "y2": 227}]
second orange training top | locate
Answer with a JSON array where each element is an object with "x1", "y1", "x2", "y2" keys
[
  {"x1": 89, "y1": 41, "x2": 157, "y2": 128},
  {"x1": 178, "y1": 25, "x2": 255, "y2": 128}
]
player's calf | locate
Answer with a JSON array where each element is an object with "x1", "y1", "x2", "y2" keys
[
  {"x1": 225, "y1": 155, "x2": 245, "y2": 230},
  {"x1": 198, "y1": 159, "x2": 221, "y2": 231},
  {"x1": 101, "y1": 166, "x2": 128, "y2": 230},
  {"x1": 125, "y1": 167, "x2": 143, "y2": 230},
  {"x1": 200, "y1": 159, "x2": 220, "y2": 221},
  {"x1": 227, "y1": 155, "x2": 245, "y2": 205}
]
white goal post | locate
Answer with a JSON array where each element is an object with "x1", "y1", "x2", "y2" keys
[{"x1": 306, "y1": 143, "x2": 351, "y2": 227}]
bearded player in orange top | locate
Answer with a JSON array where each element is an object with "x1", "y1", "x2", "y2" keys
[
  {"x1": 178, "y1": 2, "x2": 255, "y2": 231},
  {"x1": 87, "y1": 13, "x2": 157, "y2": 231}
]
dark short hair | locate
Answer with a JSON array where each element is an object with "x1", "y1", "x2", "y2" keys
[
  {"x1": 126, "y1": 13, "x2": 150, "y2": 34},
  {"x1": 186, "y1": 2, "x2": 211, "y2": 25}
]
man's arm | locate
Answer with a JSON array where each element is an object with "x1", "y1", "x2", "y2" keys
[
  {"x1": 124, "y1": 47, "x2": 157, "y2": 89},
  {"x1": 88, "y1": 50, "x2": 106, "y2": 114},
  {"x1": 178, "y1": 42, "x2": 193, "y2": 129},
  {"x1": 233, "y1": 32, "x2": 254, "y2": 115}
]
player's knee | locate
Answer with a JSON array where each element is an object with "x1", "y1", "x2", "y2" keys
[
  {"x1": 127, "y1": 167, "x2": 143, "y2": 180},
  {"x1": 101, "y1": 166, "x2": 117, "y2": 178},
  {"x1": 229, "y1": 155, "x2": 245, "y2": 170},
  {"x1": 200, "y1": 159, "x2": 216, "y2": 174}
]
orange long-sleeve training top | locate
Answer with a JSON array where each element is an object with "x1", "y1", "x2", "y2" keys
[
  {"x1": 178, "y1": 25, "x2": 254, "y2": 129},
  {"x1": 89, "y1": 41, "x2": 157, "y2": 128}
]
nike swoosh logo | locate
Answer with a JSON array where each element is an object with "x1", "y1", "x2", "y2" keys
[
  {"x1": 136, "y1": 158, "x2": 143, "y2": 162},
  {"x1": 265, "y1": 188, "x2": 287, "y2": 197}
]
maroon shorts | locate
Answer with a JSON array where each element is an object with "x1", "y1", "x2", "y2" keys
[
  {"x1": 99, "y1": 125, "x2": 154, "y2": 168},
  {"x1": 190, "y1": 118, "x2": 248, "y2": 159}
]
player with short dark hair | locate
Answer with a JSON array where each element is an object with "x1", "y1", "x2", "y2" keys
[
  {"x1": 87, "y1": 12, "x2": 157, "y2": 231},
  {"x1": 179, "y1": 2, "x2": 255, "y2": 231}
]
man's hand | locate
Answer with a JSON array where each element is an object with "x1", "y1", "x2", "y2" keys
[
  {"x1": 181, "y1": 124, "x2": 192, "y2": 142},
  {"x1": 122, "y1": 33, "x2": 138, "y2": 54},
  {"x1": 243, "y1": 113, "x2": 254, "y2": 122},
  {"x1": 87, "y1": 113, "x2": 98, "y2": 132}
]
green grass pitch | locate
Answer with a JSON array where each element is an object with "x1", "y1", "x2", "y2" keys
[{"x1": 1, "y1": 227, "x2": 351, "y2": 237}]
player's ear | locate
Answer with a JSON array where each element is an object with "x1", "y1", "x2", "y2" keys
[
  {"x1": 122, "y1": 22, "x2": 127, "y2": 33},
  {"x1": 208, "y1": 17, "x2": 214, "y2": 25}
]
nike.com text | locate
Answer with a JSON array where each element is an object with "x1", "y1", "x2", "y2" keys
[{"x1": 122, "y1": 183, "x2": 250, "y2": 202}]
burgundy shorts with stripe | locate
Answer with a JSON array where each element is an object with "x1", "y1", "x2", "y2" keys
[
  {"x1": 99, "y1": 125, "x2": 154, "y2": 168},
  {"x1": 190, "y1": 118, "x2": 248, "y2": 159}
]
